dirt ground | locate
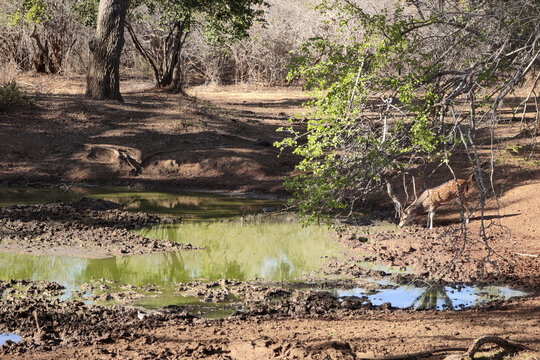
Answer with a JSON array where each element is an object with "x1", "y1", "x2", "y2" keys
[
  {"x1": 1, "y1": 296, "x2": 538, "y2": 360},
  {"x1": 0, "y1": 75, "x2": 539, "y2": 359},
  {"x1": 1, "y1": 75, "x2": 303, "y2": 194}
]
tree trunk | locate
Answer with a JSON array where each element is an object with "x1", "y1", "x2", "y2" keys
[
  {"x1": 85, "y1": 0, "x2": 128, "y2": 101},
  {"x1": 169, "y1": 57, "x2": 185, "y2": 93}
]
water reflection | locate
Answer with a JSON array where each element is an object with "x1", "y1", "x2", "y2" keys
[
  {"x1": 0, "y1": 333, "x2": 22, "y2": 346},
  {"x1": 334, "y1": 284, "x2": 526, "y2": 310},
  {"x1": 413, "y1": 285, "x2": 454, "y2": 310},
  {"x1": 137, "y1": 220, "x2": 342, "y2": 281},
  {"x1": 0, "y1": 187, "x2": 528, "y2": 311},
  {"x1": 0, "y1": 186, "x2": 282, "y2": 219},
  {"x1": 0, "y1": 187, "x2": 79, "y2": 206},
  {"x1": 0, "y1": 220, "x2": 342, "y2": 290}
]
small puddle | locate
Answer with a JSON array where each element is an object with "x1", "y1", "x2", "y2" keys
[
  {"x1": 333, "y1": 284, "x2": 527, "y2": 310},
  {"x1": 0, "y1": 333, "x2": 22, "y2": 346}
]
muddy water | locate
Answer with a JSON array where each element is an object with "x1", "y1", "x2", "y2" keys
[
  {"x1": 0, "y1": 217, "x2": 340, "y2": 285},
  {"x1": 137, "y1": 215, "x2": 344, "y2": 281},
  {"x1": 0, "y1": 215, "x2": 344, "y2": 315},
  {"x1": 0, "y1": 186, "x2": 282, "y2": 218},
  {"x1": 0, "y1": 215, "x2": 346, "y2": 316},
  {"x1": 0, "y1": 187, "x2": 529, "y2": 313}
]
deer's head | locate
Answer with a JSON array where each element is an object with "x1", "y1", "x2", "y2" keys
[
  {"x1": 386, "y1": 177, "x2": 420, "y2": 228},
  {"x1": 398, "y1": 205, "x2": 418, "y2": 228}
]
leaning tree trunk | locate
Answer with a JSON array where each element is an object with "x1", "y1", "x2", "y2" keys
[{"x1": 85, "y1": 0, "x2": 128, "y2": 101}]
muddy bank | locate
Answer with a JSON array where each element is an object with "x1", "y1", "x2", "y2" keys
[
  {"x1": 1, "y1": 279, "x2": 538, "y2": 358},
  {"x1": 0, "y1": 279, "x2": 381, "y2": 355},
  {"x1": 337, "y1": 224, "x2": 540, "y2": 291},
  {"x1": 0, "y1": 198, "x2": 197, "y2": 258},
  {"x1": 0, "y1": 289, "x2": 193, "y2": 356}
]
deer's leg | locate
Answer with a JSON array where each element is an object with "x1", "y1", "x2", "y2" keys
[
  {"x1": 427, "y1": 209, "x2": 435, "y2": 229},
  {"x1": 460, "y1": 196, "x2": 471, "y2": 224},
  {"x1": 394, "y1": 202, "x2": 401, "y2": 219}
]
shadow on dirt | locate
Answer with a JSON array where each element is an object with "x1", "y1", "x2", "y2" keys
[{"x1": 0, "y1": 85, "x2": 302, "y2": 194}]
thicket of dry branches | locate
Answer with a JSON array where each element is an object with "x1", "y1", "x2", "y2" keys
[{"x1": 0, "y1": 0, "x2": 354, "y2": 85}]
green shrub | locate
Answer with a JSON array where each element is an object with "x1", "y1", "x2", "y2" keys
[{"x1": 0, "y1": 82, "x2": 29, "y2": 112}]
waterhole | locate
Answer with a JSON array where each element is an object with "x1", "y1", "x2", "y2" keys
[
  {"x1": 0, "y1": 186, "x2": 529, "y2": 314},
  {"x1": 0, "y1": 186, "x2": 281, "y2": 219}
]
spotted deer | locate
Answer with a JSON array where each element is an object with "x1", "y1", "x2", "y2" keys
[{"x1": 386, "y1": 175, "x2": 473, "y2": 229}]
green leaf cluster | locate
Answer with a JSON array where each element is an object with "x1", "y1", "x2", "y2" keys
[
  {"x1": 72, "y1": 0, "x2": 98, "y2": 28},
  {"x1": 277, "y1": 0, "x2": 447, "y2": 222},
  {"x1": 73, "y1": 0, "x2": 267, "y2": 44},
  {"x1": 0, "y1": 82, "x2": 29, "y2": 112},
  {"x1": 6, "y1": 0, "x2": 49, "y2": 26}
]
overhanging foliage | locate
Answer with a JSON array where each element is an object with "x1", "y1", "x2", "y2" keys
[{"x1": 277, "y1": 0, "x2": 540, "y2": 223}]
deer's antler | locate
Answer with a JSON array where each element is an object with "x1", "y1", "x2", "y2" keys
[{"x1": 386, "y1": 180, "x2": 403, "y2": 219}]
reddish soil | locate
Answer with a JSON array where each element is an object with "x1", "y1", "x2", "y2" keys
[{"x1": 0, "y1": 75, "x2": 539, "y2": 359}]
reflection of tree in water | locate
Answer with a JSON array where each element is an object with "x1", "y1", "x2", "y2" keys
[
  {"x1": 99, "y1": 192, "x2": 280, "y2": 219},
  {"x1": 163, "y1": 251, "x2": 188, "y2": 282},
  {"x1": 0, "y1": 187, "x2": 79, "y2": 206},
  {"x1": 82, "y1": 252, "x2": 192, "y2": 286},
  {"x1": 121, "y1": 198, "x2": 203, "y2": 210},
  {"x1": 413, "y1": 285, "x2": 453, "y2": 310},
  {"x1": 222, "y1": 260, "x2": 246, "y2": 281},
  {"x1": 142, "y1": 221, "x2": 338, "y2": 282},
  {"x1": 271, "y1": 259, "x2": 293, "y2": 281},
  {"x1": 1, "y1": 218, "x2": 340, "y2": 290}
]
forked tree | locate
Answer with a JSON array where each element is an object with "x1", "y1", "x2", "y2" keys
[{"x1": 83, "y1": 0, "x2": 265, "y2": 97}]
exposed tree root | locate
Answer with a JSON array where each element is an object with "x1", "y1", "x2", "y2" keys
[
  {"x1": 357, "y1": 347, "x2": 468, "y2": 360},
  {"x1": 462, "y1": 336, "x2": 531, "y2": 358},
  {"x1": 117, "y1": 149, "x2": 143, "y2": 175},
  {"x1": 357, "y1": 336, "x2": 532, "y2": 360},
  {"x1": 85, "y1": 145, "x2": 143, "y2": 175}
]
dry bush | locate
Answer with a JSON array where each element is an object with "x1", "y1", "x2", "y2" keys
[
  {"x1": 0, "y1": 82, "x2": 29, "y2": 112},
  {"x1": 0, "y1": 0, "x2": 391, "y2": 85},
  {"x1": 0, "y1": 0, "x2": 92, "y2": 75},
  {"x1": 177, "y1": 0, "x2": 333, "y2": 86},
  {"x1": 196, "y1": 0, "x2": 388, "y2": 87},
  {"x1": 230, "y1": 0, "x2": 326, "y2": 85},
  {"x1": 186, "y1": 0, "x2": 392, "y2": 86},
  {"x1": 0, "y1": 61, "x2": 20, "y2": 85}
]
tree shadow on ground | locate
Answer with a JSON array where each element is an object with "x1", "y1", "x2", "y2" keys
[{"x1": 0, "y1": 83, "x2": 302, "y2": 194}]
